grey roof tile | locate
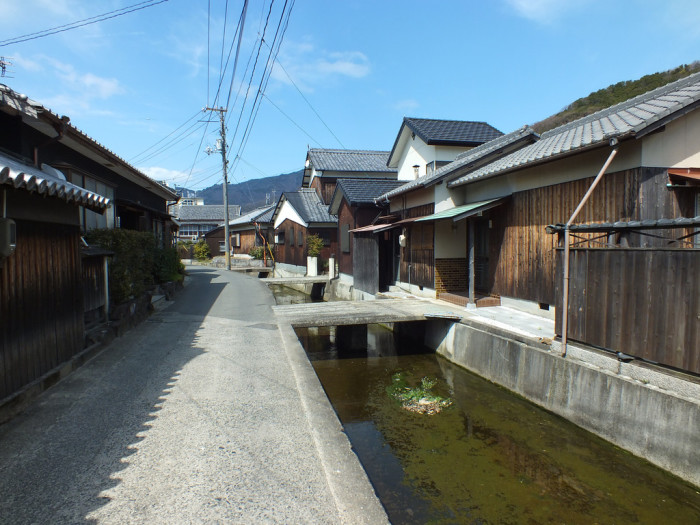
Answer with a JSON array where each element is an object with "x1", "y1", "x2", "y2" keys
[
  {"x1": 283, "y1": 189, "x2": 337, "y2": 224},
  {"x1": 334, "y1": 178, "x2": 405, "y2": 205},
  {"x1": 307, "y1": 149, "x2": 396, "y2": 173},
  {"x1": 404, "y1": 117, "x2": 503, "y2": 145},
  {"x1": 449, "y1": 71, "x2": 700, "y2": 188},
  {"x1": 175, "y1": 205, "x2": 241, "y2": 222},
  {"x1": 0, "y1": 153, "x2": 110, "y2": 212},
  {"x1": 228, "y1": 205, "x2": 275, "y2": 226}
]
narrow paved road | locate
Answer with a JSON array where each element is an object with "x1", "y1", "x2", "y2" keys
[{"x1": 0, "y1": 267, "x2": 386, "y2": 524}]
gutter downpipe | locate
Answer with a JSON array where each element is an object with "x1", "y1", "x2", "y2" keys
[{"x1": 561, "y1": 142, "x2": 618, "y2": 357}]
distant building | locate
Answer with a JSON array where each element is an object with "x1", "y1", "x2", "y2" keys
[{"x1": 173, "y1": 204, "x2": 241, "y2": 241}]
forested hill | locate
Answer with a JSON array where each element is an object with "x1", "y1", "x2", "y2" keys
[
  {"x1": 195, "y1": 169, "x2": 303, "y2": 211},
  {"x1": 533, "y1": 62, "x2": 700, "y2": 133}
]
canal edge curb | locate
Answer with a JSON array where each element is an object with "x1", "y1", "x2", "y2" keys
[{"x1": 275, "y1": 319, "x2": 390, "y2": 524}]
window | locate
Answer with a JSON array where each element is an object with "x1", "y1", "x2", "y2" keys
[
  {"x1": 341, "y1": 224, "x2": 350, "y2": 253},
  {"x1": 275, "y1": 230, "x2": 285, "y2": 244},
  {"x1": 319, "y1": 231, "x2": 331, "y2": 246},
  {"x1": 231, "y1": 233, "x2": 241, "y2": 247},
  {"x1": 298, "y1": 230, "x2": 304, "y2": 246},
  {"x1": 288, "y1": 227, "x2": 294, "y2": 245},
  {"x1": 219, "y1": 241, "x2": 226, "y2": 253}
]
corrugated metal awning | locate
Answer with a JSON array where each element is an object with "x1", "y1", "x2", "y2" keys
[
  {"x1": 349, "y1": 215, "x2": 428, "y2": 234},
  {"x1": 415, "y1": 198, "x2": 504, "y2": 223}
]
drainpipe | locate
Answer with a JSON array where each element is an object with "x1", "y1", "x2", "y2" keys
[{"x1": 561, "y1": 142, "x2": 618, "y2": 357}]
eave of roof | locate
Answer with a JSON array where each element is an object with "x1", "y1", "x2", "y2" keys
[
  {"x1": 378, "y1": 126, "x2": 539, "y2": 202},
  {"x1": 0, "y1": 153, "x2": 110, "y2": 212},
  {"x1": 0, "y1": 84, "x2": 178, "y2": 202}
]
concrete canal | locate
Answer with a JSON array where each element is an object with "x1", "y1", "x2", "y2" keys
[{"x1": 272, "y1": 286, "x2": 700, "y2": 524}]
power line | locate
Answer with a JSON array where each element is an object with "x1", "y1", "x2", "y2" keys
[
  {"x1": 263, "y1": 39, "x2": 345, "y2": 148},
  {"x1": 0, "y1": 0, "x2": 169, "y2": 47},
  {"x1": 261, "y1": 93, "x2": 322, "y2": 146},
  {"x1": 128, "y1": 110, "x2": 202, "y2": 163}
]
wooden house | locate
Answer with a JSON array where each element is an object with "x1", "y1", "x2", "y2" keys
[
  {"x1": 327, "y1": 178, "x2": 404, "y2": 294},
  {"x1": 0, "y1": 153, "x2": 110, "y2": 409},
  {"x1": 302, "y1": 148, "x2": 397, "y2": 204},
  {"x1": 204, "y1": 205, "x2": 274, "y2": 257},
  {"x1": 0, "y1": 84, "x2": 178, "y2": 244},
  {"x1": 271, "y1": 189, "x2": 337, "y2": 273},
  {"x1": 371, "y1": 117, "x2": 509, "y2": 296}
]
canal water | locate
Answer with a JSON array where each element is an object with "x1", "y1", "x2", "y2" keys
[{"x1": 274, "y1": 286, "x2": 700, "y2": 524}]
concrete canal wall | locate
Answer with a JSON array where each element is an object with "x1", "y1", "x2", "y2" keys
[{"x1": 426, "y1": 317, "x2": 700, "y2": 487}]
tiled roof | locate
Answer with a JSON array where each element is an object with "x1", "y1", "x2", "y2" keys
[
  {"x1": 0, "y1": 153, "x2": 110, "y2": 212},
  {"x1": 307, "y1": 149, "x2": 396, "y2": 173},
  {"x1": 253, "y1": 206, "x2": 275, "y2": 224},
  {"x1": 0, "y1": 84, "x2": 177, "y2": 201},
  {"x1": 379, "y1": 126, "x2": 539, "y2": 201},
  {"x1": 283, "y1": 189, "x2": 337, "y2": 224},
  {"x1": 404, "y1": 117, "x2": 504, "y2": 145},
  {"x1": 449, "y1": 72, "x2": 700, "y2": 188},
  {"x1": 229, "y1": 205, "x2": 275, "y2": 226},
  {"x1": 335, "y1": 178, "x2": 406, "y2": 205},
  {"x1": 175, "y1": 204, "x2": 241, "y2": 222}
]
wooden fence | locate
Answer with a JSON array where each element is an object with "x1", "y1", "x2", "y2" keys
[{"x1": 555, "y1": 248, "x2": 700, "y2": 375}]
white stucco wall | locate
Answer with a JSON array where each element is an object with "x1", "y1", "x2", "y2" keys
[
  {"x1": 397, "y1": 137, "x2": 436, "y2": 181},
  {"x1": 641, "y1": 110, "x2": 700, "y2": 168},
  {"x1": 388, "y1": 187, "x2": 433, "y2": 213},
  {"x1": 434, "y1": 219, "x2": 467, "y2": 258},
  {"x1": 273, "y1": 200, "x2": 307, "y2": 229}
]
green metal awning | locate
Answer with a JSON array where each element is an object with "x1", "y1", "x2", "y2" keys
[{"x1": 415, "y1": 198, "x2": 504, "y2": 223}]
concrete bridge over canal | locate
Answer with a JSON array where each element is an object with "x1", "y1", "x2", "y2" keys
[{"x1": 272, "y1": 298, "x2": 462, "y2": 327}]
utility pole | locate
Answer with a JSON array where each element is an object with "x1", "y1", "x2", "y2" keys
[{"x1": 205, "y1": 106, "x2": 231, "y2": 271}]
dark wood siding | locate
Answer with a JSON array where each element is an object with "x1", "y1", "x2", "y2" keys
[
  {"x1": 555, "y1": 248, "x2": 700, "y2": 375},
  {"x1": 1, "y1": 220, "x2": 84, "y2": 401},
  {"x1": 353, "y1": 234, "x2": 379, "y2": 294},
  {"x1": 274, "y1": 219, "x2": 337, "y2": 269},
  {"x1": 491, "y1": 167, "x2": 696, "y2": 305}
]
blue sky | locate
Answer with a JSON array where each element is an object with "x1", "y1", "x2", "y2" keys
[{"x1": 2, "y1": 0, "x2": 700, "y2": 190}]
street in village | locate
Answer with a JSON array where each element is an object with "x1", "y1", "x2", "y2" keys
[{"x1": 0, "y1": 267, "x2": 386, "y2": 524}]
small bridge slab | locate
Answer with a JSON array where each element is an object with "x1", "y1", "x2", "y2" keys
[
  {"x1": 272, "y1": 298, "x2": 462, "y2": 327},
  {"x1": 263, "y1": 276, "x2": 330, "y2": 285}
]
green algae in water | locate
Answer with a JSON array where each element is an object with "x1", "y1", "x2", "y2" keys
[{"x1": 311, "y1": 351, "x2": 700, "y2": 525}]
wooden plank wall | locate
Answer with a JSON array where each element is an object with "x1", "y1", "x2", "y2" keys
[
  {"x1": 1, "y1": 220, "x2": 84, "y2": 401},
  {"x1": 555, "y1": 248, "x2": 700, "y2": 375},
  {"x1": 399, "y1": 204, "x2": 435, "y2": 288},
  {"x1": 353, "y1": 234, "x2": 379, "y2": 294},
  {"x1": 490, "y1": 167, "x2": 695, "y2": 305}
]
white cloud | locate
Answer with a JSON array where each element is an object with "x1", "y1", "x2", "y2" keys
[
  {"x1": 272, "y1": 40, "x2": 371, "y2": 92},
  {"x1": 504, "y1": 0, "x2": 589, "y2": 24},
  {"x1": 393, "y1": 99, "x2": 420, "y2": 112}
]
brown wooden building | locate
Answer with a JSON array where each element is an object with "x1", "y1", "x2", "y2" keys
[
  {"x1": 204, "y1": 205, "x2": 274, "y2": 257},
  {"x1": 271, "y1": 189, "x2": 337, "y2": 271},
  {"x1": 328, "y1": 178, "x2": 404, "y2": 278},
  {"x1": 0, "y1": 153, "x2": 110, "y2": 406}
]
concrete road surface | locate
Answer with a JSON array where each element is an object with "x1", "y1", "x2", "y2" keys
[{"x1": 0, "y1": 267, "x2": 387, "y2": 524}]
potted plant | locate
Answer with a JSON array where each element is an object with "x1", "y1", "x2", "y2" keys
[{"x1": 306, "y1": 233, "x2": 323, "y2": 276}]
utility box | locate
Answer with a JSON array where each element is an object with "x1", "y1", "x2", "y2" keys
[{"x1": 0, "y1": 218, "x2": 17, "y2": 257}]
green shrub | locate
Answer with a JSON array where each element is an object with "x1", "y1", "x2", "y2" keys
[
  {"x1": 193, "y1": 239, "x2": 211, "y2": 261},
  {"x1": 154, "y1": 247, "x2": 185, "y2": 283},
  {"x1": 306, "y1": 233, "x2": 324, "y2": 257},
  {"x1": 85, "y1": 229, "x2": 184, "y2": 304},
  {"x1": 248, "y1": 246, "x2": 264, "y2": 259}
]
